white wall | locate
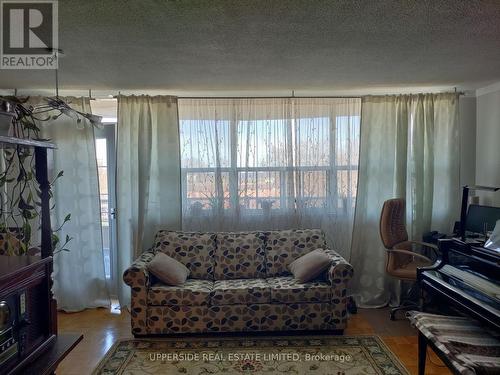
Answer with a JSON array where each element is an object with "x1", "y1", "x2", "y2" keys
[{"x1": 476, "y1": 83, "x2": 500, "y2": 206}]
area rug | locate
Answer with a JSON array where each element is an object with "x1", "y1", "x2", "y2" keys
[{"x1": 92, "y1": 335, "x2": 409, "y2": 375}]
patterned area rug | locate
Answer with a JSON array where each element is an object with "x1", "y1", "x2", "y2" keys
[{"x1": 93, "y1": 335, "x2": 409, "y2": 375}]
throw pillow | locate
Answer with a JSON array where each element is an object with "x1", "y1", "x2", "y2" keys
[
  {"x1": 287, "y1": 248, "x2": 331, "y2": 283},
  {"x1": 147, "y1": 252, "x2": 190, "y2": 286}
]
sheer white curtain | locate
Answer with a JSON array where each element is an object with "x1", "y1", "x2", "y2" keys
[
  {"x1": 39, "y1": 97, "x2": 110, "y2": 312},
  {"x1": 116, "y1": 95, "x2": 181, "y2": 307},
  {"x1": 350, "y1": 93, "x2": 460, "y2": 307},
  {"x1": 178, "y1": 98, "x2": 361, "y2": 257}
]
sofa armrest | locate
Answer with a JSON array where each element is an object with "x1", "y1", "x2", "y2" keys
[
  {"x1": 324, "y1": 248, "x2": 354, "y2": 287},
  {"x1": 123, "y1": 249, "x2": 156, "y2": 336},
  {"x1": 123, "y1": 249, "x2": 155, "y2": 288}
]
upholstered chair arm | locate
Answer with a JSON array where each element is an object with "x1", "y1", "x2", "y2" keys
[
  {"x1": 123, "y1": 249, "x2": 155, "y2": 288},
  {"x1": 410, "y1": 240, "x2": 438, "y2": 250},
  {"x1": 408, "y1": 240, "x2": 439, "y2": 259},
  {"x1": 388, "y1": 248, "x2": 432, "y2": 263},
  {"x1": 323, "y1": 248, "x2": 354, "y2": 287}
]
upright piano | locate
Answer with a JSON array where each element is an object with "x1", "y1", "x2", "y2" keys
[{"x1": 418, "y1": 238, "x2": 500, "y2": 331}]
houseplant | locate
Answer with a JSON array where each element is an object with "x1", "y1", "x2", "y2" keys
[{"x1": 0, "y1": 96, "x2": 72, "y2": 255}]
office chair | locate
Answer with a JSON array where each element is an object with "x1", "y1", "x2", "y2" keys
[{"x1": 379, "y1": 198, "x2": 438, "y2": 320}]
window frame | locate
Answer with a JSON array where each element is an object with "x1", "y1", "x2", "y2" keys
[{"x1": 180, "y1": 114, "x2": 360, "y2": 216}]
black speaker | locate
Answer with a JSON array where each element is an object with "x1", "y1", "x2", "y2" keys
[{"x1": 0, "y1": 295, "x2": 18, "y2": 368}]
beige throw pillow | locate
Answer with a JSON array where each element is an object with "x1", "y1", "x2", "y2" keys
[
  {"x1": 288, "y1": 249, "x2": 331, "y2": 283},
  {"x1": 147, "y1": 253, "x2": 190, "y2": 286}
]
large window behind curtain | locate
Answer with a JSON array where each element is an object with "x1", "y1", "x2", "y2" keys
[{"x1": 178, "y1": 98, "x2": 361, "y2": 256}]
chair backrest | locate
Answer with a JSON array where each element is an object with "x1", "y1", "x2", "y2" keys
[{"x1": 380, "y1": 199, "x2": 408, "y2": 249}]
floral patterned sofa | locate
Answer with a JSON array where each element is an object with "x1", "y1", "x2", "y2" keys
[{"x1": 123, "y1": 229, "x2": 353, "y2": 336}]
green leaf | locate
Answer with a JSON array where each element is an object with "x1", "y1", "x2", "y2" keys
[
  {"x1": 51, "y1": 233, "x2": 60, "y2": 247},
  {"x1": 22, "y1": 223, "x2": 31, "y2": 244},
  {"x1": 64, "y1": 213, "x2": 71, "y2": 222},
  {"x1": 19, "y1": 242, "x2": 27, "y2": 256}
]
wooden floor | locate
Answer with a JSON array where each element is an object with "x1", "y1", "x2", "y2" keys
[{"x1": 57, "y1": 306, "x2": 451, "y2": 375}]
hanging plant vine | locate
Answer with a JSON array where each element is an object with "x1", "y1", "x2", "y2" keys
[{"x1": 0, "y1": 96, "x2": 73, "y2": 255}]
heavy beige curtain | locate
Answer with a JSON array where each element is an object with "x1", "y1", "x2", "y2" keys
[
  {"x1": 116, "y1": 95, "x2": 181, "y2": 307},
  {"x1": 350, "y1": 93, "x2": 460, "y2": 307},
  {"x1": 39, "y1": 97, "x2": 109, "y2": 312}
]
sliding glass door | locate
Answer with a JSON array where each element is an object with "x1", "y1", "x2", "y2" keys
[{"x1": 95, "y1": 124, "x2": 117, "y2": 296}]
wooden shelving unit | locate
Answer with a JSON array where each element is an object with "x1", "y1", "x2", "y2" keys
[
  {"x1": 0, "y1": 136, "x2": 82, "y2": 374},
  {"x1": 0, "y1": 136, "x2": 56, "y2": 149}
]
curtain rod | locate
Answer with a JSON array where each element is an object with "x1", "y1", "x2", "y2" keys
[
  {"x1": 173, "y1": 92, "x2": 466, "y2": 100},
  {"x1": 175, "y1": 95, "x2": 362, "y2": 99},
  {"x1": 111, "y1": 92, "x2": 465, "y2": 100},
  {"x1": 173, "y1": 88, "x2": 465, "y2": 99},
  {"x1": 109, "y1": 95, "x2": 360, "y2": 99},
  {"x1": 4, "y1": 90, "x2": 465, "y2": 99},
  {"x1": 110, "y1": 88, "x2": 465, "y2": 99}
]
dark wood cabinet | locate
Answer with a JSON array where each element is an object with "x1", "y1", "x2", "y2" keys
[{"x1": 0, "y1": 256, "x2": 55, "y2": 373}]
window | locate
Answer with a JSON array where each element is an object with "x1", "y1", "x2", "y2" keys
[{"x1": 179, "y1": 98, "x2": 361, "y2": 220}]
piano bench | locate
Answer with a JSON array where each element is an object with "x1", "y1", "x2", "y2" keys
[{"x1": 408, "y1": 311, "x2": 500, "y2": 375}]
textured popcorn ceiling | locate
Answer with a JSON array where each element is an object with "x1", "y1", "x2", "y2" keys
[{"x1": 1, "y1": 0, "x2": 500, "y2": 91}]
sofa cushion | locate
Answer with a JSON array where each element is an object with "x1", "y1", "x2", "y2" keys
[
  {"x1": 266, "y1": 276, "x2": 331, "y2": 304},
  {"x1": 153, "y1": 231, "x2": 216, "y2": 280},
  {"x1": 147, "y1": 253, "x2": 190, "y2": 286},
  {"x1": 148, "y1": 279, "x2": 213, "y2": 306},
  {"x1": 288, "y1": 249, "x2": 332, "y2": 283},
  {"x1": 214, "y1": 232, "x2": 266, "y2": 280},
  {"x1": 264, "y1": 229, "x2": 327, "y2": 277},
  {"x1": 211, "y1": 279, "x2": 271, "y2": 306}
]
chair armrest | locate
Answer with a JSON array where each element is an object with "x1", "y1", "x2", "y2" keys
[
  {"x1": 410, "y1": 240, "x2": 438, "y2": 250},
  {"x1": 324, "y1": 248, "x2": 354, "y2": 287},
  {"x1": 389, "y1": 248, "x2": 432, "y2": 263},
  {"x1": 123, "y1": 249, "x2": 156, "y2": 288},
  {"x1": 408, "y1": 240, "x2": 439, "y2": 259}
]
